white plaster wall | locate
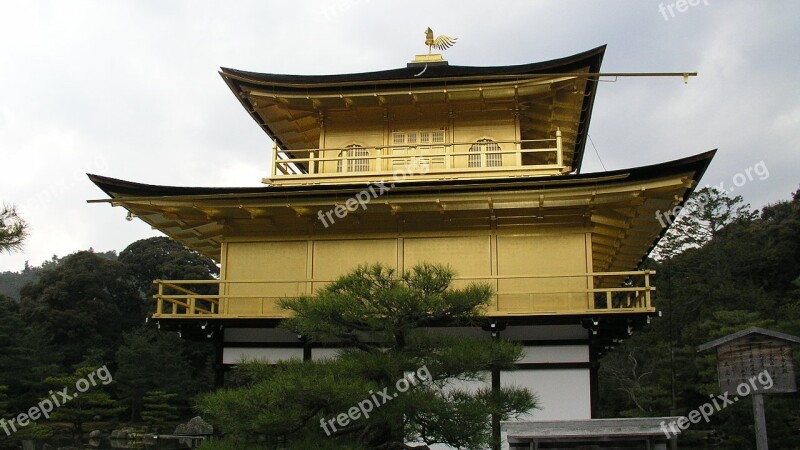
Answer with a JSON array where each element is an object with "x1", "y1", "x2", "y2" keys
[
  {"x1": 222, "y1": 347, "x2": 303, "y2": 365},
  {"x1": 518, "y1": 345, "x2": 590, "y2": 364},
  {"x1": 223, "y1": 327, "x2": 301, "y2": 343},
  {"x1": 502, "y1": 369, "x2": 591, "y2": 421},
  {"x1": 311, "y1": 347, "x2": 340, "y2": 360}
]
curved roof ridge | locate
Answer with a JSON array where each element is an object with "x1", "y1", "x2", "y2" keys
[{"x1": 220, "y1": 45, "x2": 607, "y2": 85}]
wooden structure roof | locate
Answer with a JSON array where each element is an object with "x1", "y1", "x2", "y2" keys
[
  {"x1": 219, "y1": 46, "x2": 606, "y2": 174},
  {"x1": 88, "y1": 150, "x2": 714, "y2": 272},
  {"x1": 698, "y1": 327, "x2": 800, "y2": 352},
  {"x1": 502, "y1": 418, "x2": 681, "y2": 446}
]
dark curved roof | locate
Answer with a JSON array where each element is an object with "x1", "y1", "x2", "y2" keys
[
  {"x1": 220, "y1": 45, "x2": 607, "y2": 87},
  {"x1": 87, "y1": 150, "x2": 715, "y2": 269},
  {"x1": 88, "y1": 149, "x2": 714, "y2": 200},
  {"x1": 219, "y1": 46, "x2": 606, "y2": 172}
]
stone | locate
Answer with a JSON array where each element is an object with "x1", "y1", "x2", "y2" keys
[
  {"x1": 110, "y1": 426, "x2": 135, "y2": 440},
  {"x1": 175, "y1": 416, "x2": 213, "y2": 435}
]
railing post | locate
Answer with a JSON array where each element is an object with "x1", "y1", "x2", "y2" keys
[
  {"x1": 155, "y1": 281, "x2": 164, "y2": 315},
  {"x1": 341, "y1": 150, "x2": 348, "y2": 173},
  {"x1": 556, "y1": 128, "x2": 563, "y2": 168},
  {"x1": 220, "y1": 281, "x2": 227, "y2": 315},
  {"x1": 495, "y1": 278, "x2": 500, "y2": 312},
  {"x1": 376, "y1": 147, "x2": 383, "y2": 172},
  {"x1": 188, "y1": 297, "x2": 196, "y2": 315},
  {"x1": 445, "y1": 143, "x2": 452, "y2": 169},
  {"x1": 271, "y1": 142, "x2": 278, "y2": 177},
  {"x1": 515, "y1": 141, "x2": 523, "y2": 167},
  {"x1": 309, "y1": 151, "x2": 316, "y2": 175},
  {"x1": 644, "y1": 270, "x2": 652, "y2": 308}
]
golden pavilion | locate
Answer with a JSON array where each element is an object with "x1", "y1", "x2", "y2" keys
[{"x1": 90, "y1": 44, "x2": 713, "y2": 448}]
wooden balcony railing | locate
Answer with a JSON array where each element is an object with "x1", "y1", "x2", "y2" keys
[
  {"x1": 267, "y1": 131, "x2": 565, "y2": 185},
  {"x1": 152, "y1": 271, "x2": 655, "y2": 319}
]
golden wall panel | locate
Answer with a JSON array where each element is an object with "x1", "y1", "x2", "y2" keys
[
  {"x1": 224, "y1": 241, "x2": 309, "y2": 315},
  {"x1": 403, "y1": 235, "x2": 492, "y2": 290},
  {"x1": 320, "y1": 122, "x2": 385, "y2": 174},
  {"x1": 496, "y1": 233, "x2": 588, "y2": 312},
  {"x1": 218, "y1": 229, "x2": 591, "y2": 316},
  {"x1": 312, "y1": 238, "x2": 398, "y2": 283}
]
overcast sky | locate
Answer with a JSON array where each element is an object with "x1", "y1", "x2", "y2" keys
[{"x1": 1, "y1": 0, "x2": 798, "y2": 272}]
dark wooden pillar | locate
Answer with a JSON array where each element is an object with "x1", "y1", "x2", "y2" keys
[
  {"x1": 589, "y1": 345, "x2": 600, "y2": 418},
  {"x1": 214, "y1": 333, "x2": 225, "y2": 388}
]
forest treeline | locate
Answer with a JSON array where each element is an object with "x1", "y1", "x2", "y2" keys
[
  {"x1": 599, "y1": 187, "x2": 800, "y2": 448},
  {"x1": 0, "y1": 186, "x2": 798, "y2": 447},
  {"x1": 0, "y1": 237, "x2": 219, "y2": 443}
]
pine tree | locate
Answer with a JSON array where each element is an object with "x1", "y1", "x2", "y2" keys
[
  {"x1": 141, "y1": 390, "x2": 180, "y2": 429},
  {"x1": 652, "y1": 186, "x2": 757, "y2": 259},
  {"x1": 0, "y1": 204, "x2": 27, "y2": 253},
  {"x1": 115, "y1": 327, "x2": 191, "y2": 422},
  {"x1": 197, "y1": 263, "x2": 536, "y2": 449},
  {"x1": 45, "y1": 366, "x2": 123, "y2": 443}
]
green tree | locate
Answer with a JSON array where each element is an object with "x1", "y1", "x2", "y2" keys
[
  {"x1": 0, "y1": 204, "x2": 28, "y2": 253},
  {"x1": 119, "y1": 237, "x2": 219, "y2": 303},
  {"x1": 141, "y1": 390, "x2": 180, "y2": 429},
  {"x1": 46, "y1": 366, "x2": 123, "y2": 443},
  {"x1": 119, "y1": 237, "x2": 218, "y2": 390},
  {"x1": 0, "y1": 295, "x2": 61, "y2": 412},
  {"x1": 0, "y1": 386, "x2": 7, "y2": 414},
  {"x1": 115, "y1": 327, "x2": 191, "y2": 421},
  {"x1": 19, "y1": 251, "x2": 143, "y2": 367},
  {"x1": 652, "y1": 186, "x2": 757, "y2": 259},
  {"x1": 197, "y1": 264, "x2": 536, "y2": 449},
  {"x1": 600, "y1": 186, "x2": 800, "y2": 448},
  {"x1": 0, "y1": 296, "x2": 26, "y2": 388},
  {"x1": 0, "y1": 262, "x2": 43, "y2": 300},
  {"x1": 0, "y1": 385, "x2": 8, "y2": 444}
]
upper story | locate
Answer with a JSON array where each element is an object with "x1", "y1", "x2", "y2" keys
[{"x1": 219, "y1": 46, "x2": 605, "y2": 186}]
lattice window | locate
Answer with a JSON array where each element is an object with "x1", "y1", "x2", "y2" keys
[
  {"x1": 337, "y1": 145, "x2": 370, "y2": 173},
  {"x1": 468, "y1": 139, "x2": 502, "y2": 168}
]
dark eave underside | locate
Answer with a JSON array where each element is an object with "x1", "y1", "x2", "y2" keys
[{"x1": 88, "y1": 150, "x2": 714, "y2": 271}]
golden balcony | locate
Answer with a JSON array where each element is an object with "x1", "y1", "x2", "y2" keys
[
  {"x1": 266, "y1": 132, "x2": 566, "y2": 186},
  {"x1": 152, "y1": 270, "x2": 655, "y2": 320}
]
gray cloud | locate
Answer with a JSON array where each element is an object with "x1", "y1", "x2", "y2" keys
[{"x1": 1, "y1": 0, "x2": 798, "y2": 271}]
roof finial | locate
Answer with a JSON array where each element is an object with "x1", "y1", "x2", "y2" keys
[
  {"x1": 412, "y1": 28, "x2": 456, "y2": 66},
  {"x1": 424, "y1": 27, "x2": 457, "y2": 54}
]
